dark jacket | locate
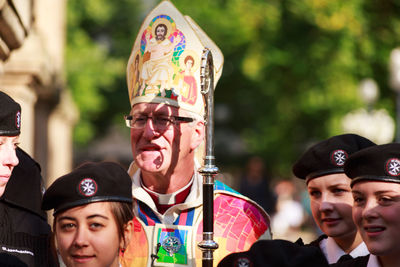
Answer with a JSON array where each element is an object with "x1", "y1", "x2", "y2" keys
[
  {"x1": 330, "y1": 255, "x2": 369, "y2": 267},
  {"x1": 295, "y1": 234, "x2": 327, "y2": 251},
  {"x1": 308, "y1": 234, "x2": 328, "y2": 247},
  {"x1": 0, "y1": 148, "x2": 58, "y2": 267},
  {"x1": 298, "y1": 235, "x2": 369, "y2": 266},
  {"x1": 218, "y1": 239, "x2": 329, "y2": 267}
]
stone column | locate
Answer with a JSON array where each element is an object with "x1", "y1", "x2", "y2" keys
[
  {"x1": 0, "y1": 0, "x2": 79, "y2": 186},
  {"x1": 47, "y1": 91, "x2": 79, "y2": 187}
]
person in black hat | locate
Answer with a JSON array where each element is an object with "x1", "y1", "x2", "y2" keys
[
  {"x1": 0, "y1": 91, "x2": 21, "y2": 197},
  {"x1": 0, "y1": 91, "x2": 57, "y2": 266},
  {"x1": 42, "y1": 161, "x2": 134, "y2": 267},
  {"x1": 333, "y1": 143, "x2": 400, "y2": 267},
  {"x1": 292, "y1": 134, "x2": 376, "y2": 264}
]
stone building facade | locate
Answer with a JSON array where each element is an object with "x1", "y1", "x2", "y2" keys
[{"x1": 0, "y1": 0, "x2": 78, "y2": 187}]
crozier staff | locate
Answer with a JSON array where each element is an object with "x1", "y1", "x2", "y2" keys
[{"x1": 121, "y1": 1, "x2": 271, "y2": 266}]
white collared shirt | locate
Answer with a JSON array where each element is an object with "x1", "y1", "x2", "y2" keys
[
  {"x1": 320, "y1": 236, "x2": 369, "y2": 264},
  {"x1": 367, "y1": 254, "x2": 381, "y2": 267}
]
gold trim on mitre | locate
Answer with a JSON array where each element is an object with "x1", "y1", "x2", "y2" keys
[{"x1": 126, "y1": 0, "x2": 224, "y2": 117}]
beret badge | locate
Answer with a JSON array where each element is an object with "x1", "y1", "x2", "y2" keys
[
  {"x1": 15, "y1": 111, "x2": 21, "y2": 129},
  {"x1": 78, "y1": 178, "x2": 98, "y2": 197},
  {"x1": 235, "y1": 257, "x2": 252, "y2": 267},
  {"x1": 331, "y1": 149, "x2": 348, "y2": 166},
  {"x1": 385, "y1": 158, "x2": 400, "y2": 177}
]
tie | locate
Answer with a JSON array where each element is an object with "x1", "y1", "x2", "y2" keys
[{"x1": 337, "y1": 254, "x2": 353, "y2": 263}]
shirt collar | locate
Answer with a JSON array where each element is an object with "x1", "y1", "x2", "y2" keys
[
  {"x1": 367, "y1": 254, "x2": 381, "y2": 267},
  {"x1": 349, "y1": 241, "x2": 369, "y2": 258},
  {"x1": 322, "y1": 237, "x2": 369, "y2": 264}
]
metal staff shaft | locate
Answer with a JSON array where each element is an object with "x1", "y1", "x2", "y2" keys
[{"x1": 198, "y1": 48, "x2": 219, "y2": 267}]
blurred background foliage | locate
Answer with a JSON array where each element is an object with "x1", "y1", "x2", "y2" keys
[{"x1": 66, "y1": 0, "x2": 400, "y2": 178}]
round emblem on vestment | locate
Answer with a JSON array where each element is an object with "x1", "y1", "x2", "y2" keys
[
  {"x1": 161, "y1": 236, "x2": 181, "y2": 256},
  {"x1": 78, "y1": 178, "x2": 98, "y2": 197},
  {"x1": 331, "y1": 149, "x2": 348, "y2": 166},
  {"x1": 385, "y1": 158, "x2": 400, "y2": 176}
]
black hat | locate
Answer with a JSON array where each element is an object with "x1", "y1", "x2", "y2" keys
[
  {"x1": 292, "y1": 134, "x2": 376, "y2": 183},
  {"x1": 42, "y1": 162, "x2": 132, "y2": 215},
  {"x1": 217, "y1": 239, "x2": 329, "y2": 267},
  {"x1": 344, "y1": 143, "x2": 400, "y2": 187},
  {"x1": 0, "y1": 91, "x2": 21, "y2": 136}
]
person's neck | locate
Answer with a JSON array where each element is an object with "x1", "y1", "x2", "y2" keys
[
  {"x1": 379, "y1": 254, "x2": 400, "y2": 267},
  {"x1": 142, "y1": 177, "x2": 193, "y2": 214},
  {"x1": 333, "y1": 231, "x2": 363, "y2": 254},
  {"x1": 141, "y1": 164, "x2": 195, "y2": 194}
]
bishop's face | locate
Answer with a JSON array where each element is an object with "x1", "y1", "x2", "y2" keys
[{"x1": 129, "y1": 103, "x2": 202, "y2": 177}]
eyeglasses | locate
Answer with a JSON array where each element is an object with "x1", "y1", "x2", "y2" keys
[{"x1": 124, "y1": 114, "x2": 194, "y2": 131}]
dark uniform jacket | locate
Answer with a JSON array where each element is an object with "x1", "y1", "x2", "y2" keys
[
  {"x1": 0, "y1": 148, "x2": 58, "y2": 267},
  {"x1": 298, "y1": 235, "x2": 370, "y2": 266},
  {"x1": 296, "y1": 234, "x2": 327, "y2": 250},
  {"x1": 307, "y1": 234, "x2": 328, "y2": 247},
  {"x1": 330, "y1": 255, "x2": 369, "y2": 267},
  {"x1": 217, "y1": 239, "x2": 329, "y2": 267}
]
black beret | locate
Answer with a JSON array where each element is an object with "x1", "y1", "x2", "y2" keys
[
  {"x1": 217, "y1": 239, "x2": 329, "y2": 267},
  {"x1": 344, "y1": 143, "x2": 400, "y2": 187},
  {"x1": 0, "y1": 91, "x2": 21, "y2": 136},
  {"x1": 292, "y1": 134, "x2": 376, "y2": 183},
  {"x1": 42, "y1": 161, "x2": 132, "y2": 215}
]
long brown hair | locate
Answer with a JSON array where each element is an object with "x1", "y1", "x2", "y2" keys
[{"x1": 109, "y1": 201, "x2": 134, "y2": 246}]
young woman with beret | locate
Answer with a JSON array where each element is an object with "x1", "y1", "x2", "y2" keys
[
  {"x1": 333, "y1": 143, "x2": 400, "y2": 267},
  {"x1": 292, "y1": 134, "x2": 375, "y2": 264},
  {"x1": 42, "y1": 161, "x2": 134, "y2": 267},
  {"x1": 0, "y1": 91, "x2": 57, "y2": 266}
]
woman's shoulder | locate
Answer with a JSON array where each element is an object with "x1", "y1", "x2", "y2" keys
[{"x1": 295, "y1": 234, "x2": 327, "y2": 248}]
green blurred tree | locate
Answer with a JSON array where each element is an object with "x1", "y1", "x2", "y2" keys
[
  {"x1": 67, "y1": 0, "x2": 400, "y2": 177},
  {"x1": 174, "y1": 0, "x2": 400, "y2": 176},
  {"x1": 66, "y1": 0, "x2": 143, "y2": 145}
]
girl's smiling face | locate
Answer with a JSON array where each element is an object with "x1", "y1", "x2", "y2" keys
[
  {"x1": 307, "y1": 173, "x2": 357, "y2": 239},
  {"x1": 55, "y1": 202, "x2": 123, "y2": 267},
  {"x1": 352, "y1": 181, "x2": 400, "y2": 257}
]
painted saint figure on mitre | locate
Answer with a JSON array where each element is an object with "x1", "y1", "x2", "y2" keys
[
  {"x1": 140, "y1": 19, "x2": 181, "y2": 96},
  {"x1": 123, "y1": 1, "x2": 271, "y2": 267}
]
